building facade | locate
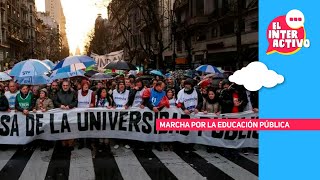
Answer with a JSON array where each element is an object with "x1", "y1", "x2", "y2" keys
[
  {"x1": 169, "y1": 0, "x2": 258, "y2": 71},
  {"x1": 106, "y1": 0, "x2": 257, "y2": 71},
  {"x1": 0, "y1": 0, "x2": 38, "y2": 70}
]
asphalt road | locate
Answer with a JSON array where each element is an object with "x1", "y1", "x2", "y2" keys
[{"x1": 0, "y1": 145, "x2": 258, "y2": 180}]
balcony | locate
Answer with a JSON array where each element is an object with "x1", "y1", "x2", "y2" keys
[
  {"x1": 174, "y1": 0, "x2": 188, "y2": 10},
  {"x1": 21, "y1": 3, "x2": 28, "y2": 12},
  {"x1": 187, "y1": 16, "x2": 209, "y2": 27}
]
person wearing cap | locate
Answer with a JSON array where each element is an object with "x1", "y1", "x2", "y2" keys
[
  {"x1": 126, "y1": 78, "x2": 145, "y2": 108},
  {"x1": 0, "y1": 83, "x2": 9, "y2": 111},
  {"x1": 176, "y1": 78, "x2": 203, "y2": 115},
  {"x1": 33, "y1": 88, "x2": 54, "y2": 151}
]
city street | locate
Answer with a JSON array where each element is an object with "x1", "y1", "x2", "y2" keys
[{"x1": 0, "y1": 145, "x2": 258, "y2": 180}]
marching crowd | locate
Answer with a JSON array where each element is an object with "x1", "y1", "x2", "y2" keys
[{"x1": 0, "y1": 73, "x2": 258, "y2": 155}]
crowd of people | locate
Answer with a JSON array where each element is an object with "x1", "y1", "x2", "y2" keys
[{"x1": 0, "y1": 73, "x2": 258, "y2": 155}]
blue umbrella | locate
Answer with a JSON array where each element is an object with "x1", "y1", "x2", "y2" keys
[
  {"x1": 10, "y1": 59, "x2": 51, "y2": 77},
  {"x1": 0, "y1": 72, "x2": 12, "y2": 81},
  {"x1": 42, "y1": 59, "x2": 55, "y2": 70},
  {"x1": 53, "y1": 63, "x2": 86, "y2": 74},
  {"x1": 16, "y1": 75, "x2": 50, "y2": 85},
  {"x1": 150, "y1": 70, "x2": 164, "y2": 77},
  {"x1": 50, "y1": 70, "x2": 85, "y2": 81},
  {"x1": 52, "y1": 55, "x2": 96, "y2": 71},
  {"x1": 196, "y1": 65, "x2": 221, "y2": 74}
]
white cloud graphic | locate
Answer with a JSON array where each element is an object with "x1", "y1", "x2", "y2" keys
[{"x1": 229, "y1": 61, "x2": 284, "y2": 91}]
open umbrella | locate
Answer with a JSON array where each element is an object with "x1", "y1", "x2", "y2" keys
[
  {"x1": 150, "y1": 70, "x2": 164, "y2": 77},
  {"x1": 89, "y1": 73, "x2": 113, "y2": 81},
  {"x1": 4, "y1": 69, "x2": 11, "y2": 75},
  {"x1": 53, "y1": 63, "x2": 86, "y2": 74},
  {"x1": 196, "y1": 65, "x2": 221, "y2": 74},
  {"x1": 50, "y1": 70, "x2": 85, "y2": 81},
  {"x1": 85, "y1": 70, "x2": 99, "y2": 77},
  {"x1": 85, "y1": 64, "x2": 98, "y2": 72},
  {"x1": 16, "y1": 75, "x2": 50, "y2": 85},
  {"x1": 52, "y1": 55, "x2": 96, "y2": 71},
  {"x1": 105, "y1": 72, "x2": 119, "y2": 77},
  {"x1": 42, "y1": 59, "x2": 55, "y2": 70},
  {"x1": 0, "y1": 72, "x2": 12, "y2": 81},
  {"x1": 104, "y1": 60, "x2": 137, "y2": 70},
  {"x1": 10, "y1": 59, "x2": 51, "y2": 77},
  {"x1": 204, "y1": 73, "x2": 225, "y2": 79}
]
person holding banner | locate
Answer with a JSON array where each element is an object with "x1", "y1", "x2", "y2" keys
[
  {"x1": 54, "y1": 80, "x2": 78, "y2": 151},
  {"x1": 77, "y1": 80, "x2": 96, "y2": 149},
  {"x1": 112, "y1": 80, "x2": 131, "y2": 149},
  {"x1": 176, "y1": 79, "x2": 203, "y2": 152},
  {"x1": 202, "y1": 88, "x2": 221, "y2": 153},
  {"x1": 15, "y1": 85, "x2": 35, "y2": 115},
  {"x1": 33, "y1": 88, "x2": 54, "y2": 151},
  {"x1": 176, "y1": 79, "x2": 203, "y2": 115},
  {"x1": 5, "y1": 81, "x2": 19, "y2": 111},
  {"x1": 142, "y1": 81, "x2": 169, "y2": 112},
  {"x1": 142, "y1": 81, "x2": 169, "y2": 151},
  {"x1": 95, "y1": 87, "x2": 113, "y2": 152},
  {"x1": 126, "y1": 78, "x2": 145, "y2": 108}
]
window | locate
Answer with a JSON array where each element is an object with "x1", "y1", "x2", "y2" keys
[
  {"x1": 196, "y1": 0, "x2": 204, "y2": 16},
  {"x1": 251, "y1": 21, "x2": 258, "y2": 31},
  {"x1": 196, "y1": 32, "x2": 207, "y2": 41},
  {"x1": 240, "y1": 19, "x2": 245, "y2": 32},
  {"x1": 177, "y1": 40, "x2": 182, "y2": 52},
  {"x1": 220, "y1": 21, "x2": 234, "y2": 36},
  {"x1": 222, "y1": 0, "x2": 230, "y2": 15},
  {"x1": 211, "y1": 27, "x2": 218, "y2": 38}
]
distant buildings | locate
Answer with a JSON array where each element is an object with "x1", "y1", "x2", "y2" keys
[
  {"x1": 0, "y1": 0, "x2": 70, "y2": 70},
  {"x1": 0, "y1": 0, "x2": 38, "y2": 69},
  {"x1": 45, "y1": 0, "x2": 69, "y2": 57}
]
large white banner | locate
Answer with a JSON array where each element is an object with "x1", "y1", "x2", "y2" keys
[
  {"x1": 91, "y1": 50, "x2": 124, "y2": 71},
  {"x1": 0, "y1": 107, "x2": 258, "y2": 148}
]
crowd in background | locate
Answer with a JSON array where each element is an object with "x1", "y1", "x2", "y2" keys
[{"x1": 0, "y1": 73, "x2": 258, "y2": 156}]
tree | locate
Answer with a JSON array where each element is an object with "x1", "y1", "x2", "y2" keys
[
  {"x1": 132, "y1": 0, "x2": 173, "y2": 69},
  {"x1": 108, "y1": 0, "x2": 140, "y2": 63},
  {"x1": 84, "y1": 16, "x2": 113, "y2": 56}
]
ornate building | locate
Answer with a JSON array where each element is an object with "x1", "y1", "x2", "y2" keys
[{"x1": 170, "y1": 0, "x2": 258, "y2": 71}]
